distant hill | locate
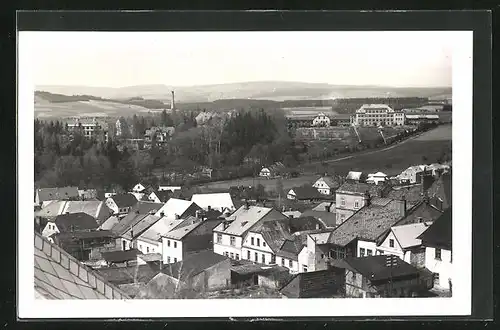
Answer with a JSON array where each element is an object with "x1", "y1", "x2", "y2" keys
[{"x1": 36, "y1": 81, "x2": 452, "y2": 103}]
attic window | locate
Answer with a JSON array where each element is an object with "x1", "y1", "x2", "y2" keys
[{"x1": 241, "y1": 221, "x2": 248, "y2": 227}]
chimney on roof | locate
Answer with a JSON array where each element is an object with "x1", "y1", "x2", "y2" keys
[
  {"x1": 363, "y1": 191, "x2": 371, "y2": 206},
  {"x1": 66, "y1": 212, "x2": 70, "y2": 215},
  {"x1": 160, "y1": 211, "x2": 165, "y2": 217},
  {"x1": 208, "y1": 205, "x2": 212, "y2": 211},
  {"x1": 398, "y1": 197, "x2": 407, "y2": 218},
  {"x1": 245, "y1": 201, "x2": 250, "y2": 210},
  {"x1": 324, "y1": 205, "x2": 330, "y2": 212},
  {"x1": 175, "y1": 214, "x2": 180, "y2": 220}
]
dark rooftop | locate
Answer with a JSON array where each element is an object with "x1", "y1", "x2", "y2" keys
[
  {"x1": 101, "y1": 249, "x2": 141, "y2": 263},
  {"x1": 53, "y1": 212, "x2": 99, "y2": 232},
  {"x1": 337, "y1": 255, "x2": 421, "y2": 282},
  {"x1": 289, "y1": 186, "x2": 324, "y2": 200},
  {"x1": 417, "y1": 208, "x2": 452, "y2": 250},
  {"x1": 110, "y1": 193, "x2": 139, "y2": 208},
  {"x1": 96, "y1": 263, "x2": 161, "y2": 285},
  {"x1": 162, "y1": 250, "x2": 229, "y2": 281}
]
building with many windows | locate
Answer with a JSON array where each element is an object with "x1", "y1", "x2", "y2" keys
[
  {"x1": 351, "y1": 104, "x2": 405, "y2": 127},
  {"x1": 67, "y1": 117, "x2": 109, "y2": 142}
]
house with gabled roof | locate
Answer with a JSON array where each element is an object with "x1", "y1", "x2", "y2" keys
[
  {"x1": 335, "y1": 182, "x2": 391, "y2": 225},
  {"x1": 191, "y1": 192, "x2": 235, "y2": 213},
  {"x1": 417, "y1": 208, "x2": 452, "y2": 291},
  {"x1": 332, "y1": 256, "x2": 434, "y2": 298},
  {"x1": 162, "y1": 214, "x2": 224, "y2": 264},
  {"x1": 105, "y1": 193, "x2": 138, "y2": 216},
  {"x1": 213, "y1": 204, "x2": 288, "y2": 260},
  {"x1": 279, "y1": 266, "x2": 345, "y2": 298},
  {"x1": 287, "y1": 186, "x2": 324, "y2": 202},
  {"x1": 397, "y1": 165, "x2": 429, "y2": 184},
  {"x1": 42, "y1": 212, "x2": 99, "y2": 238},
  {"x1": 34, "y1": 232, "x2": 130, "y2": 300},
  {"x1": 366, "y1": 172, "x2": 388, "y2": 185},
  {"x1": 148, "y1": 190, "x2": 172, "y2": 204},
  {"x1": 376, "y1": 222, "x2": 433, "y2": 267},
  {"x1": 312, "y1": 176, "x2": 340, "y2": 195},
  {"x1": 345, "y1": 171, "x2": 366, "y2": 183}
]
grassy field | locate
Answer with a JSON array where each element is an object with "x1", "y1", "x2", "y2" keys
[{"x1": 200, "y1": 124, "x2": 451, "y2": 192}]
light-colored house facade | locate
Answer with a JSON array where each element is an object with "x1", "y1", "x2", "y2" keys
[
  {"x1": 366, "y1": 172, "x2": 388, "y2": 185},
  {"x1": 351, "y1": 104, "x2": 405, "y2": 127},
  {"x1": 312, "y1": 113, "x2": 331, "y2": 127},
  {"x1": 259, "y1": 167, "x2": 271, "y2": 178},
  {"x1": 398, "y1": 165, "x2": 427, "y2": 184},
  {"x1": 132, "y1": 183, "x2": 147, "y2": 193},
  {"x1": 312, "y1": 177, "x2": 338, "y2": 195},
  {"x1": 335, "y1": 191, "x2": 369, "y2": 225},
  {"x1": 424, "y1": 246, "x2": 452, "y2": 289},
  {"x1": 158, "y1": 185, "x2": 181, "y2": 192},
  {"x1": 213, "y1": 206, "x2": 288, "y2": 260},
  {"x1": 241, "y1": 232, "x2": 275, "y2": 264},
  {"x1": 191, "y1": 193, "x2": 235, "y2": 213}
]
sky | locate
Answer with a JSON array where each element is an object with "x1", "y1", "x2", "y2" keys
[{"x1": 24, "y1": 31, "x2": 453, "y2": 88}]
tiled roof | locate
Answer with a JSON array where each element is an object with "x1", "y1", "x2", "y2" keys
[
  {"x1": 336, "y1": 182, "x2": 387, "y2": 196},
  {"x1": 276, "y1": 236, "x2": 305, "y2": 260},
  {"x1": 386, "y1": 185, "x2": 424, "y2": 204},
  {"x1": 34, "y1": 232, "x2": 129, "y2": 299},
  {"x1": 300, "y1": 210, "x2": 337, "y2": 228},
  {"x1": 35, "y1": 201, "x2": 67, "y2": 218},
  {"x1": 99, "y1": 215, "x2": 120, "y2": 230},
  {"x1": 426, "y1": 173, "x2": 452, "y2": 210},
  {"x1": 162, "y1": 220, "x2": 202, "y2": 240},
  {"x1": 154, "y1": 198, "x2": 199, "y2": 219},
  {"x1": 120, "y1": 214, "x2": 161, "y2": 240},
  {"x1": 327, "y1": 199, "x2": 407, "y2": 246},
  {"x1": 214, "y1": 205, "x2": 274, "y2": 236},
  {"x1": 399, "y1": 201, "x2": 443, "y2": 225},
  {"x1": 191, "y1": 193, "x2": 235, "y2": 212},
  {"x1": 309, "y1": 231, "x2": 336, "y2": 245},
  {"x1": 96, "y1": 264, "x2": 161, "y2": 285},
  {"x1": 151, "y1": 190, "x2": 172, "y2": 203},
  {"x1": 162, "y1": 250, "x2": 229, "y2": 281},
  {"x1": 131, "y1": 201, "x2": 164, "y2": 215},
  {"x1": 312, "y1": 201, "x2": 334, "y2": 212},
  {"x1": 62, "y1": 201, "x2": 110, "y2": 219},
  {"x1": 370, "y1": 197, "x2": 393, "y2": 207},
  {"x1": 138, "y1": 253, "x2": 162, "y2": 263},
  {"x1": 315, "y1": 177, "x2": 340, "y2": 189},
  {"x1": 390, "y1": 222, "x2": 432, "y2": 249},
  {"x1": 109, "y1": 193, "x2": 139, "y2": 208},
  {"x1": 340, "y1": 255, "x2": 420, "y2": 281},
  {"x1": 101, "y1": 249, "x2": 141, "y2": 263},
  {"x1": 139, "y1": 217, "x2": 185, "y2": 242},
  {"x1": 111, "y1": 213, "x2": 148, "y2": 237},
  {"x1": 417, "y1": 208, "x2": 451, "y2": 250},
  {"x1": 53, "y1": 230, "x2": 115, "y2": 241},
  {"x1": 53, "y1": 212, "x2": 99, "y2": 232},
  {"x1": 289, "y1": 186, "x2": 324, "y2": 200},
  {"x1": 36, "y1": 187, "x2": 79, "y2": 203}
]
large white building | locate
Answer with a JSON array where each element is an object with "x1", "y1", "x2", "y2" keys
[
  {"x1": 67, "y1": 117, "x2": 109, "y2": 142},
  {"x1": 351, "y1": 104, "x2": 405, "y2": 127}
]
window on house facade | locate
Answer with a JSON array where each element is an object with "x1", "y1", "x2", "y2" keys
[
  {"x1": 236, "y1": 254, "x2": 239, "y2": 260},
  {"x1": 352, "y1": 272, "x2": 357, "y2": 282},
  {"x1": 257, "y1": 238, "x2": 260, "y2": 246},
  {"x1": 167, "y1": 240, "x2": 170, "y2": 247},
  {"x1": 167, "y1": 257, "x2": 170, "y2": 263},
  {"x1": 251, "y1": 237, "x2": 254, "y2": 245},
  {"x1": 247, "y1": 250, "x2": 251, "y2": 259},
  {"x1": 360, "y1": 248, "x2": 365, "y2": 257},
  {"x1": 217, "y1": 233, "x2": 222, "y2": 244},
  {"x1": 146, "y1": 247, "x2": 149, "y2": 253},
  {"x1": 230, "y1": 236, "x2": 235, "y2": 246},
  {"x1": 367, "y1": 249, "x2": 373, "y2": 256},
  {"x1": 225, "y1": 252, "x2": 229, "y2": 257},
  {"x1": 433, "y1": 273, "x2": 440, "y2": 285},
  {"x1": 174, "y1": 258, "x2": 177, "y2": 262},
  {"x1": 341, "y1": 197, "x2": 346, "y2": 206},
  {"x1": 263, "y1": 242, "x2": 266, "y2": 247},
  {"x1": 254, "y1": 252, "x2": 258, "y2": 262},
  {"x1": 261, "y1": 254, "x2": 265, "y2": 264},
  {"x1": 303, "y1": 265, "x2": 308, "y2": 272},
  {"x1": 230, "y1": 252, "x2": 234, "y2": 259},
  {"x1": 354, "y1": 201, "x2": 359, "y2": 208},
  {"x1": 435, "y1": 248, "x2": 442, "y2": 260},
  {"x1": 289, "y1": 260, "x2": 293, "y2": 268},
  {"x1": 389, "y1": 239, "x2": 395, "y2": 248},
  {"x1": 174, "y1": 242, "x2": 177, "y2": 248},
  {"x1": 281, "y1": 258, "x2": 285, "y2": 266}
]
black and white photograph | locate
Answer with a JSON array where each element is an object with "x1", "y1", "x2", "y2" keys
[{"x1": 17, "y1": 23, "x2": 475, "y2": 319}]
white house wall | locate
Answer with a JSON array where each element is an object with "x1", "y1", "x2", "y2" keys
[
  {"x1": 162, "y1": 237, "x2": 183, "y2": 263},
  {"x1": 376, "y1": 231, "x2": 405, "y2": 259},
  {"x1": 424, "y1": 247, "x2": 452, "y2": 289},
  {"x1": 213, "y1": 232, "x2": 243, "y2": 259},
  {"x1": 242, "y1": 232, "x2": 274, "y2": 254},
  {"x1": 242, "y1": 247, "x2": 274, "y2": 265},
  {"x1": 276, "y1": 256, "x2": 299, "y2": 273},
  {"x1": 136, "y1": 238, "x2": 160, "y2": 255},
  {"x1": 105, "y1": 199, "x2": 119, "y2": 214},
  {"x1": 313, "y1": 179, "x2": 332, "y2": 195},
  {"x1": 357, "y1": 240, "x2": 378, "y2": 257}
]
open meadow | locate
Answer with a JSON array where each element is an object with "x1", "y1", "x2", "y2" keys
[{"x1": 199, "y1": 124, "x2": 451, "y2": 192}]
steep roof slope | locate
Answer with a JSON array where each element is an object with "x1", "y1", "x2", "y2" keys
[{"x1": 34, "y1": 232, "x2": 129, "y2": 299}]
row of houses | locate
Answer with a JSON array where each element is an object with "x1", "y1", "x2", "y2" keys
[
  {"x1": 34, "y1": 166, "x2": 452, "y2": 299},
  {"x1": 285, "y1": 104, "x2": 443, "y2": 129}
]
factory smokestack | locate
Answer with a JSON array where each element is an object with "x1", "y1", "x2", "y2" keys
[{"x1": 171, "y1": 90, "x2": 175, "y2": 111}]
